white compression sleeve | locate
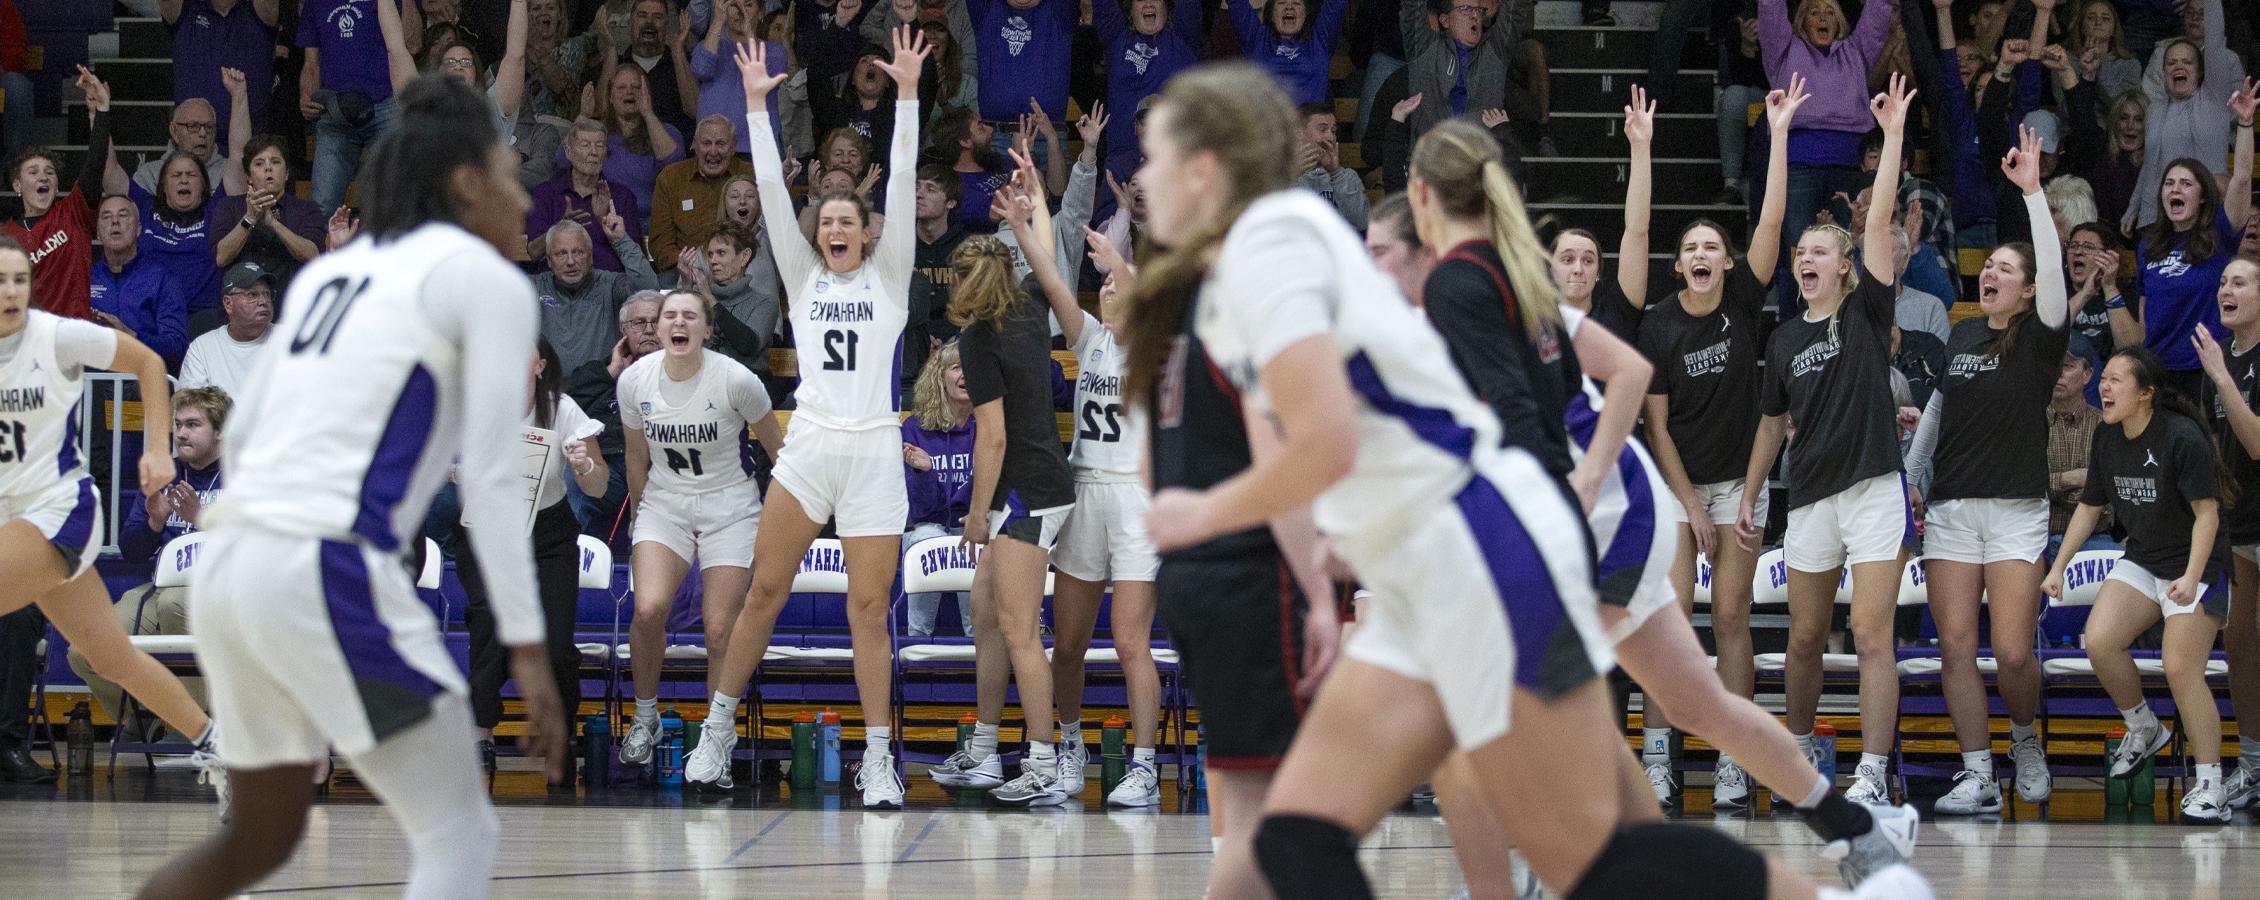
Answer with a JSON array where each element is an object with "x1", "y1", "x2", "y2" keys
[
  {"x1": 2025, "y1": 191, "x2": 2069, "y2": 331},
  {"x1": 1905, "y1": 391, "x2": 1945, "y2": 495}
]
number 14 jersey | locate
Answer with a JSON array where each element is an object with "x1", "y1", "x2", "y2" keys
[{"x1": 618, "y1": 349, "x2": 773, "y2": 496}]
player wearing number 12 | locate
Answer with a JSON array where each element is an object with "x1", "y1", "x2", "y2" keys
[{"x1": 680, "y1": 28, "x2": 929, "y2": 808}]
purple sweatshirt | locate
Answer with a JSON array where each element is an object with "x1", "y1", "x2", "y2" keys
[
  {"x1": 1230, "y1": 0, "x2": 1349, "y2": 107},
  {"x1": 972, "y1": 0, "x2": 1079, "y2": 122},
  {"x1": 1094, "y1": 0, "x2": 1204, "y2": 154},
  {"x1": 1759, "y1": 0, "x2": 1895, "y2": 165},
  {"x1": 904, "y1": 416, "x2": 977, "y2": 527}
]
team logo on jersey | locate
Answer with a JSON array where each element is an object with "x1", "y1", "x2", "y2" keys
[
  {"x1": 1536, "y1": 324, "x2": 1562, "y2": 364},
  {"x1": 814, "y1": 279, "x2": 830, "y2": 293},
  {"x1": 1274, "y1": 42, "x2": 1301, "y2": 61},
  {"x1": 2115, "y1": 475, "x2": 2157, "y2": 505},
  {"x1": 1788, "y1": 334, "x2": 1841, "y2": 379},
  {"x1": 1947, "y1": 353, "x2": 2001, "y2": 378},
  {"x1": 640, "y1": 401, "x2": 653, "y2": 416},
  {"x1": 1681, "y1": 340, "x2": 1730, "y2": 378},
  {"x1": 1004, "y1": 16, "x2": 1033, "y2": 55},
  {"x1": 2143, "y1": 450, "x2": 2159, "y2": 468},
  {"x1": 705, "y1": 400, "x2": 718, "y2": 411},
  {"x1": 2146, "y1": 251, "x2": 2191, "y2": 280},
  {"x1": 1125, "y1": 42, "x2": 1158, "y2": 76}
]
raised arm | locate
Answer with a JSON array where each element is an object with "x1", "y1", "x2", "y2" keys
[
  {"x1": 495, "y1": 0, "x2": 530, "y2": 121},
  {"x1": 375, "y1": 0, "x2": 419, "y2": 95},
  {"x1": 1864, "y1": 73, "x2": 1914, "y2": 285},
  {"x1": 871, "y1": 25, "x2": 930, "y2": 281},
  {"x1": 1092, "y1": 0, "x2": 1126, "y2": 39},
  {"x1": 1314, "y1": 0, "x2": 1350, "y2": 49},
  {"x1": 999, "y1": 173, "x2": 1084, "y2": 347},
  {"x1": 1618, "y1": 85, "x2": 1654, "y2": 307},
  {"x1": 2003, "y1": 125, "x2": 2069, "y2": 330},
  {"x1": 1399, "y1": 0, "x2": 1438, "y2": 59},
  {"x1": 222, "y1": 68, "x2": 251, "y2": 196},
  {"x1": 1757, "y1": 0, "x2": 1795, "y2": 72},
  {"x1": 1848, "y1": 0, "x2": 1897, "y2": 58},
  {"x1": 737, "y1": 39, "x2": 820, "y2": 294},
  {"x1": 1231, "y1": 0, "x2": 1269, "y2": 46},
  {"x1": 2228, "y1": 79, "x2": 2256, "y2": 230},
  {"x1": 1747, "y1": 74, "x2": 1808, "y2": 284}
]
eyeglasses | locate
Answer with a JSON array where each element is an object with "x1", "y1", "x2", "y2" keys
[
  {"x1": 1452, "y1": 4, "x2": 1484, "y2": 15},
  {"x1": 624, "y1": 317, "x2": 659, "y2": 330},
  {"x1": 440, "y1": 58, "x2": 477, "y2": 71},
  {"x1": 175, "y1": 121, "x2": 216, "y2": 135},
  {"x1": 2063, "y1": 240, "x2": 2104, "y2": 253}
]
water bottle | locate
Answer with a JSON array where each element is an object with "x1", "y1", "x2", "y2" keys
[
  {"x1": 583, "y1": 714, "x2": 612, "y2": 787},
  {"x1": 1811, "y1": 723, "x2": 1838, "y2": 785},
  {"x1": 1100, "y1": 715, "x2": 1128, "y2": 797},
  {"x1": 1193, "y1": 723, "x2": 1207, "y2": 792},
  {"x1": 66, "y1": 701, "x2": 94, "y2": 777},
  {"x1": 2126, "y1": 735, "x2": 2156, "y2": 806},
  {"x1": 657, "y1": 707, "x2": 685, "y2": 785},
  {"x1": 817, "y1": 709, "x2": 842, "y2": 784},
  {"x1": 956, "y1": 714, "x2": 978, "y2": 754},
  {"x1": 790, "y1": 710, "x2": 817, "y2": 790}
]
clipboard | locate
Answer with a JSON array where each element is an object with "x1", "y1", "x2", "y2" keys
[{"x1": 516, "y1": 426, "x2": 559, "y2": 533}]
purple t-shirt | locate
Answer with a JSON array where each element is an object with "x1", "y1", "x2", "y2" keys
[
  {"x1": 903, "y1": 417, "x2": 976, "y2": 527},
  {"x1": 970, "y1": 0, "x2": 1077, "y2": 122},
  {"x1": 171, "y1": 0, "x2": 277, "y2": 136},
  {"x1": 524, "y1": 175, "x2": 644, "y2": 273},
  {"x1": 557, "y1": 128, "x2": 687, "y2": 223},
  {"x1": 298, "y1": 0, "x2": 397, "y2": 102}
]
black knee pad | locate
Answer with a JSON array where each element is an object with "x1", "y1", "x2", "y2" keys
[
  {"x1": 1566, "y1": 823, "x2": 1770, "y2": 900},
  {"x1": 1251, "y1": 814, "x2": 1373, "y2": 900}
]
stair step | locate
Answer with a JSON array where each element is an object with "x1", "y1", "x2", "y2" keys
[
  {"x1": 92, "y1": 59, "x2": 176, "y2": 105},
  {"x1": 1521, "y1": 156, "x2": 1733, "y2": 205},
  {"x1": 1528, "y1": 202, "x2": 1751, "y2": 260},
  {"x1": 1535, "y1": 24, "x2": 1716, "y2": 71},
  {"x1": 118, "y1": 17, "x2": 173, "y2": 57},
  {"x1": 1542, "y1": 111, "x2": 1720, "y2": 159},
  {"x1": 1547, "y1": 68, "x2": 1715, "y2": 116}
]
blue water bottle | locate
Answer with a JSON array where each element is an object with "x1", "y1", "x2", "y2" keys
[
  {"x1": 1194, "y1": 723, "x2": 1207, "y2": 792},
  {"x1": 1812, "y1": 723, "x2": 1838, "y2": 785},
  {"x1": 818, "y1": 708, "x2": 843, "y2": 784},
  {"x1": 583, "y1": 714, "x2": 612, "y2": 786},
  {"x1": 658, "y1": 707, "x2": 686, "y2": 785}
]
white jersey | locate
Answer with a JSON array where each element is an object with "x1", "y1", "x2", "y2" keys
[
  {"x1": 210, "y1": 223, "x2": 547, "y2": 645},
  {"x1": 618, "y1": 349, "x2": 772, "y2": 496},
  {"x1": 0, "y1": 311, "x2": 114, "y2": 501},
  {"x1": 1067, "y1": 312, "x2": 1141, "y2": 477},
  {"x1": 748, "y1": 101, "x2": 917, "y2": 432},
  {"x1": 1193, "y1": 191, "x2": 1510, "y2": 549}
]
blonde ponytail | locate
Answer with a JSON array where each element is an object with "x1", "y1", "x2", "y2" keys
[{"x1": 1476, "y1": 158, "x2": 1564, "y2": 341}]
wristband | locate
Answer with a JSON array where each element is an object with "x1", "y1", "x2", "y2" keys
[
  {"x1": 2104, "y1": 295, "x2": 2127, "y2": 310},
  {"x1": 240, "y1": 217, "x2": 256, "y2": 231},
  {"x1": 2239, "y1": 119, "x2": 2255, "y2": 129}
]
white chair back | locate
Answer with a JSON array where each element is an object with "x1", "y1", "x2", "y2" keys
[
  {"x1": 417, "y1": 538, "x2": 442, "y2": 590},
  {"x1": 151, "y1": 532, "x2": 209, "y2": 589},
  {"x1": 576, "y1": 535, "x2": 614, "y2": 591},
  {"x1": 2053, "y1": 548, "x2": 2123, "y2": 609},
  {"x1": 902, "y1": 535, "x2": 980, "y2": 594},
  {"x1": 1690, "y1": 555, "x2": 1713, "y2": 607},
  {"x1": 793, "y1": 538, "x2": 851, "y2": 594},
  {"x1": 1752, "y1": 548, "x2": 1789, "y2": 605},
  {"x1": 1897, "y1": 556, "x2": 1927, "y2": 607}
]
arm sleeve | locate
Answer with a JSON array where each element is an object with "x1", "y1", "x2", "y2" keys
[
  {"x1": 53, "y1": 318, "x2": 121, "y2": 374},
  {"x1": 1208, "y1": 213, "x2": 1336, "y2": 369},
  {"x1": 2026, "y1": 191, "x2": 2068, "y2": 330},
  {"x1": 689, "y1": 40, "x2": 721, "y2": 80},
  {"x1": 1229, "y1": 0, "x2": 1267, "y2": 50},
  {"x1": 81, "y1": 111, "x2": 113, "y2": 198},
  {"x1": 1399, "y1": 0, "x2": 1435, "y2": 59},
  {"x1": 1904, "y1": 390, "x2": 1943, "y2": 491},
  {"x1": 1847, "y1": 0, "x2": 1893, "y2": 58},
  {"x1": 1757, "y1": 0, "x2": 1793, "y2": 78},
  {"x1": 615, "y1": 235, "x2": 662, "y2": 290},
  {"x1": 120, "y1": 495, "x2": 165, "y2": 565},
  {"x1": 748, "y1": 108, "x2": 820, "y2": 301},
  {"x1": 1315, "y1": 0, "x2": 1350, "y2": 51},
  {"x1": 148, "y1": 279, "x2": 191, "y2": 364},
  {"x1": 726, "y1": 361, "x2": 774, "y2": 422},
  {"x1": 873, "y1": 99, "x2": 921, "y2": 291},
  {"x1": 422, "y1": 252, "x2": 544, "y2": 646}
]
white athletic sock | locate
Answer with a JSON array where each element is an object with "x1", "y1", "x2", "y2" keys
[
  {"x1": 2195, "y1": 762, "x2": 2223, "y2": 786},
  {"x1": 1961, "y1": 749, "x2": 1991, "y2": 775},
  {"x1": 705, "y1": 693, "x2": 739, "y2": 726},
  {"x1": 1134, "y1": 746, "x2": 1156, "y2": 765},
  {"x1": 2009, "y1": 720, "x2": 2038, "y2": 743},
  {"x1": 865, "y1": 726, "x2": 892, "y2": 758},
  {"x1": 1859, "y1": 752, "x2": 1889, "y2": 774},
  {"x1": 1030, "y1": 740, "x2": 1057, "y2": 776},
  {"x1": 2241, "y1": 736, "x2": 2260, "y2": 766},
  {"x1": 1794, "y1": 772, "x2": 1832, "y2": 810},
  {"x1": 2120, "y1": 703, "x2": 2160, "y2": 732},
  {"x1": 195, "y1": 723, "x2": 216, "y2": 751},
  {"x1": 1029, "y1": 740, "x2": 1057, "y2": 761},
  {"x1": 1060, "y1": 721, "x2": 1085, "y2": 749},
  {"x1": 1793, "y1": 731, "x2": 1815, "y2": 753},
  {"x1": 1642, "y1": 727, "x2": 1672, "y2": 764},
  {"x1": 970, "y1": 723, "x2": 999, "y2": 759},
  {"x1": 635, "y1": 697, "x2": 658, "y2": 723}
]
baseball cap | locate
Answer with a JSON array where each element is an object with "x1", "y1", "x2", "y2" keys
[
  {"x1": 2065, "y1": 331, "x2": 2100, "y2": 370},
  {"x1": 2021, "y1": 109, "x2": 2062, "y2": 155},
  {"x1": 222, "y1": 261, "x2": 273, "y2": 294},
  {"x1": 1135, "y1": 95, "x2": 1158, "y2": 119}
]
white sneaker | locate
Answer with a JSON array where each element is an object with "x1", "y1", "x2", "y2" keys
[
  {"x1": 1057, "y1": 741, "x2": 1087, "y2": 797},
  {"x1": 2109, "y1": 719, "x2": 2170, "y2": 778},
  {"x1": 619, "y1": 716, "x2": 659, "y2": 766},
  {"x1": 1644, "y1": 761, "x2": 1676, "y2": 810},
  {"x1": 1711, "y1": 758, "x2": 1751, "y2": 810},
  {"x1": 990, "y1": 762, "x2": 1069, "y2": 807},
  {"x1": 191, "y1": 744, "x2": 230, "y2": 819},
  {"x1": 1932, "y1": 769, "x2": 2002, "y2": 815},
  {"x1": 858, "y1": 752, "x2": 905, "y2": 809},
  {"x1": 1107, "y1": 759, "x2": 1161, "y2": 808},
  {"x1": 2225, "y1": 763, "x2": 2260, "y2": 809},
  {"x1": 929, "y1": 749, "x2": 1005, "y2": 790},
  {"x1": 1510, "y1": 850, "x2": 1544, "y2": 900},
  {"x1": 685, "y1": 721, "x2": 736, "y2": 792},
  {"x1": 1821, "y1": 802, "x2": 1919, "y2": 887},
  {"x1": 1844, "y1": 761, "x2": 1890, "y2": 805},
  {"x1": 2008, "y1": 734, "x2": 2051, "y2": 803},
  {"x1": 2182, "y1": 781, "x2": 2231, "y2": 824}
]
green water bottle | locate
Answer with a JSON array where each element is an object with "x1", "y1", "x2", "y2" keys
[
  {"x1": 790, "y1": 710, "x2": 817, "y2": 790},
  {"x1": 2127, "y1": 735, "x2": 2157, "y2": 806},
  {"x1": 1100, "y1": 715, "x2": 1128, "y2": 797},
  {"x1": 956, "y1": 714, "x2": 978, "y2": 754},
  {"x1": 2104, "y1": 727, "x2": 2127, "y2": 806}
]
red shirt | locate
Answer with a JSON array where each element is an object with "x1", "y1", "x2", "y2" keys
[{"x1": 6, "y1": 189, "x2": 96, "y2": 321}]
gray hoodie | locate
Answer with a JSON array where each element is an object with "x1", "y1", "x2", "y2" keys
[{"x1": 532, "y1": 234, "x2": 660, "y2": 374}]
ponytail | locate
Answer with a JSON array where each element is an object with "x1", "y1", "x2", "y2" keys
[{"x1": 1476, "y1": 157, "x2": 1564, "y2": 341}]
